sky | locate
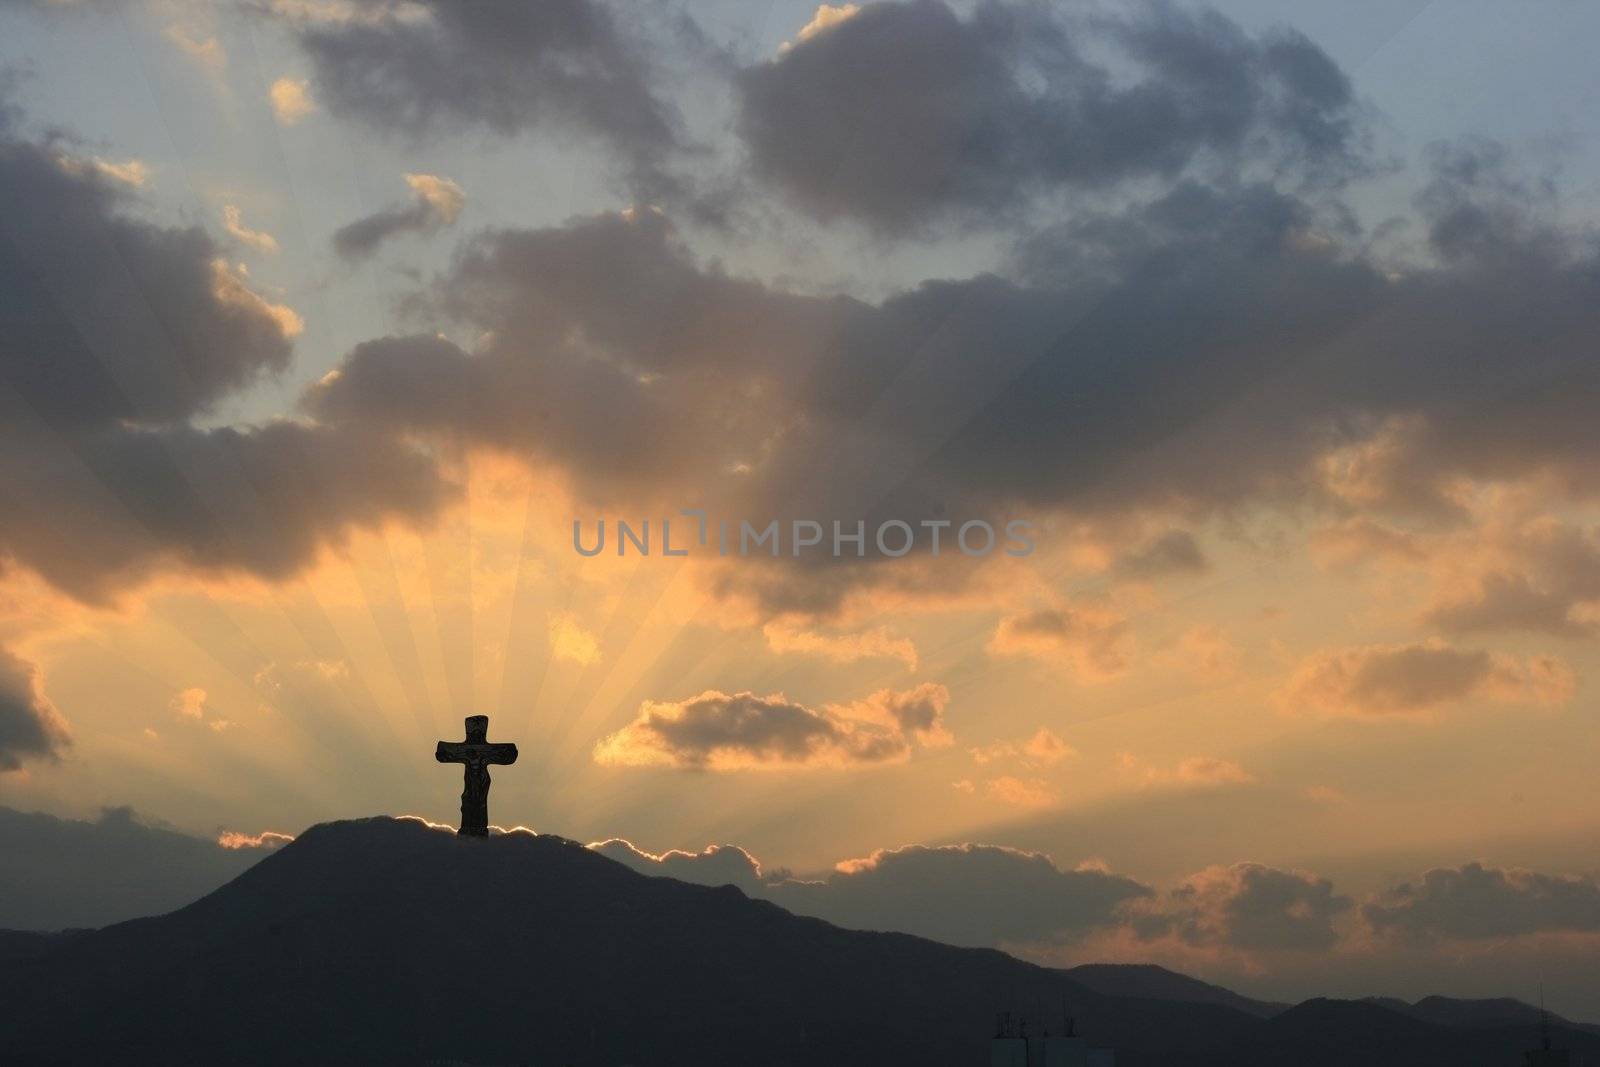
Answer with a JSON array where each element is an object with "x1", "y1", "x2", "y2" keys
[{"x1": 1, "y1": 0, "x2": 1599, "y2": 1017}]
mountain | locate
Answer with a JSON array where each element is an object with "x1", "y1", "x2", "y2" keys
[
  {"x1": 1062, "y1": 963, "x2": 1289, "y2": 1018},
  {"x1": 1, "y1": 817, "x2": 1595, "y2": 1066},
  {"x1": 0, "y1": 804, "x2": 263, "y2": 929},
  {"x1": 1368, "y1": 994, "x2": 1600, "y2": 1036},
  {"x1": 1221, "y1": 998, "x2": 1600, "y2": 1067}
]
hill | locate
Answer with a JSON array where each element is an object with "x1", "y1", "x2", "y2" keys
[
  {"x1": 1366, "y1": 994, "x2": 1600, "y2": 1037},
  {"x1": 1061, "y1": 962, "x2": 1289, "y2": 1018},
  {"x1": 1, "y1": 817, "x2": 1594, "y2": 1065}
]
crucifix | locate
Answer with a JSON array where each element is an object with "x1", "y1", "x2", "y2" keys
[{"x1": 435, "y1": 715, "x2": 518, "y2": 837}]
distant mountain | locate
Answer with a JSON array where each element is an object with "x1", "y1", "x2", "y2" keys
[
  {"x1": 1, "y1": 817, "x2": 1595, "y2": 1066},
  {"x1": 1223, "y1": 998, "x2": 1599, "y2": 1067},
  {"x1": 0, "y1": 805, "x2": 264, "y2": 929},
  {"x1": 1062, "y1": 963, "x2": 1289, "y2": 1018},
  {"x1": 1367, "y1": 994, "x2": 1600, "y2": 1037}
]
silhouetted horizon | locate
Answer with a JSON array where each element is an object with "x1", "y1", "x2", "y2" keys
[{"x1": 3, "y1": 816, "x2": 1593, "y2": 1065}]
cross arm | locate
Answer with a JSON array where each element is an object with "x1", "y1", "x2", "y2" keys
[{"x1": 436, "y1": 741, "x2": 518, "y2": 764}]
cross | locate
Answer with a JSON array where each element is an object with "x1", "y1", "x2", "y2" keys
[{"x1": 435, "y1": 715, "x2": 518, "y2": 837}]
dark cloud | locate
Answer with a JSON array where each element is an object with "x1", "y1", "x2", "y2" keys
[
  {"x1": 775, "y1": 844, "x2": 1151, "y2": 947},
  {"x1": 332, "y1": 173, "x2": 464, "y2": 260},
  {"x1": 0, "y1": 420, "x2": 450, "y2": 601},
  {"x1": 305, "y1": 156, "x2": 1600, "y2": 552},
  {"x1": 1133, "y1": 863, "x2": 1351, "y2": 952},
  {"x1": 0, "y1": 805, "x2": 276, "y2": 929},
  {"x1": 305, "y1": 209, "x2": 848, "y2": 506},
  {"x1": 598, "y1": 837, "x2": 1151, "y2": 948},
  {"x1": 0, "y1": 134, "x2": 293, "y2": 427},
  {"x1": 591, "y1": 684, "x2": 950, "y2": 770},
  {"x1": 0, "y1": 648, "x2": 70, "y2": 771},
  {"x1": 0, "y1": 107, "x2": 452, "y2": 601},
  {"x1": 736, "y1": 0, "x2": 1364, "y2": 233},
  {"x1": 283, "y1": 102, "x2": 1600, "y2": 625},
  {"x1": 1365, "y1": 863, "x2": 1600, "y2": 942},
  {"x1": 269, "y1": 0, "x2": 682, "y2": 193}
]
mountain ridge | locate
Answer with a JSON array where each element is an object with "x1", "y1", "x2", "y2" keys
[{"x1": 1, "y1": 817, "x2": 1593, "y2": 1065}]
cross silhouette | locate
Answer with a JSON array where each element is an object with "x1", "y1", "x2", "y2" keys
[{"x1": 435, "y1": 715, "x2": 518, "y2": 837}]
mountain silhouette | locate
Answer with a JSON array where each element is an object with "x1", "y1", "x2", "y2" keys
[
  {"x1": 1062, "y1": 962, "x2": 1289, "y2": 1017},
  {"x1": 2, "y1": 817, "x2": 1595, "y2": 1066},
  {"x1": 1363, "y1": 995, "x2": 1600, "y2": 1037}
]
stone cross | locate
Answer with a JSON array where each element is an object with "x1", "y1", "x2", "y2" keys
[{"x1": 435, "y1": 715, "x2": 517, "y2": 837}]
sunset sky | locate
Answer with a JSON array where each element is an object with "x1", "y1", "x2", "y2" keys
[{"x1": 2, "y1": 0, "x2": 1600, "y2": 1015}]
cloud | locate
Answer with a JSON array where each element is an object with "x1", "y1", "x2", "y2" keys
[
  {"x1": 1171, "y1": 625, "x2": 1241, "y2": 682},
  {"x1": 783, "y1": 843, "x2": 1151, "y2": 948},
  {"x1": 781, "y1": 3, "x2": 860, "y2": 51},
  {"x1": 984, "y1": 775, "x2": 1059, "y2": 808},
  {"x1": 736, "y1": 0, "x2": 1364, "y2": 232},
  {"x1": 1309, "y1": 517, "x2": 1428, "y2": 568},
  {"x1": 0, "y1": 648, "x2": 70, "y2": 771},
  {"x1": 216, "y1": 829, "x2": 294, "y2": 849},
  {"x1": 0, "y1": 419, "x2": 451, "y2": 602},
  {"x1": 1114, "y1": 528, "x2": 1208, "y2": 580},
  {"x1": 1133, "y1": 863, "x2": 1351, "y2": 952},
  {"x1": 268, "y1": 76, "x2": 315, "y2": 125},
  {"x1": 1276, "y1": 639, "x2": 1575, "y2": 718},
  {"x1": 589, "y1": 838, "x2": 774, "y2": 893},
  {"x1": 1120, "y1": 753, "x2": 1256, "y2": 788},
  {"x1": 592, "y1": 683, "x2": 950, "y2": 770},
  {"x1": 832, "y1": 682, "x2": 953, "y2": 747},
  {"x1": 87, "y1": 157, "x2": 148, "y2": 187},
  {"x1": 1364, "y1": 863, "x2": 1600, "y2": 942},
  {"x1": 170, "y1": 686, "x2": 232, "y2": 731},
  {"x1": 164, "y1": 22, "x2": 226, "y2": 73},
  {"x1": 300, "y1": 157, "x2": 1600, "y2": 621},
  {"x1": 222, "y1": 205, "x2": 280, "y2": 253},
  {"x1": 597, "y1": 836, "x2": 1151, "y2": 948},
  {"x1": 970, "y1": 727, "x2": 1076, "y2": 767},
  {"x1": 272, "y1": 0, "x2": 681, "y2": 192},
  {"x1": 1171, "y1": 756, "x2": 1254, "y2": 786},
  {"x1": 332, "y1": 172, "x2": 464, "y2": 260},
  {"x1": 0, "y1": 805, "x2": 265, "y2": 929},
  {"x1": 171, "y1": 687, "x2": 208, "y2": 719},
  {"x1": 2, "y1": 128, "x2": 295, "y2": 426},
  {"x1": 1423, "y1": 517, "x2": 1600, "y2": 639},
  {"x1": 761, "y1": 620, "x2": 918, "y2": 671},
  {"x1": 0, "y1": 91, "x2": 454, "y2": 602},
  {"x1": 548, "y1": 613, "x2": 601, "y2": 666},
  {"x1": 988, "y1": 605, "x2": 1132, "y2": 680}
]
